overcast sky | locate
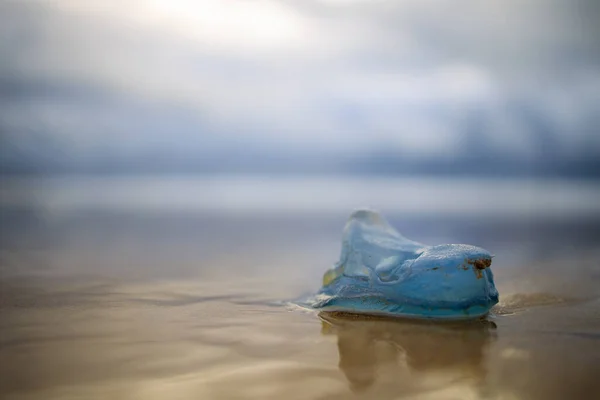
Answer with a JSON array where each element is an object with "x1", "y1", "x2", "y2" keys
[{"x1": 1, "y1": 0, "x2": 599, "y2": 170}]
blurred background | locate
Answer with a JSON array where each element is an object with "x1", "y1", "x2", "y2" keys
[
  {"x1": 2, "y1": 0, "x2": 600, "y2": 280},
  {"x1": 1, "y1": 0, "x2": 600, "y2": 178},
  {"x1": 1, "y1": 1, "x2": 600, "y2": 399}
]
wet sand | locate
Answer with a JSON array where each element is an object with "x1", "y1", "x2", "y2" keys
[
  {"x1": 1, "y1": 178, "x2": 600, "y2": 399},
  {"x1": 1, "y1": 273, "x2": 599, "y2": 400}
]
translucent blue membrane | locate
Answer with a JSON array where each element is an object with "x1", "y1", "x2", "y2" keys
[{"x1": 309, "y1": 210, "x2": 498, "y2": 320}]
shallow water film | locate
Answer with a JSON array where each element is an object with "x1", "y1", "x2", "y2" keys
[{"x1": 1, "y1": 177, "x2": 600, "y2": 400}]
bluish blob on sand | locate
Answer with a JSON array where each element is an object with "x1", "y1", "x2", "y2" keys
[{"x1": 309, "y1": 210, "x2": 499, "y2": 320}]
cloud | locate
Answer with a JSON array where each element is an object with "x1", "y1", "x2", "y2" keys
[{"x1": 0, "y1": 0, "x2": 599, "y2": 167}]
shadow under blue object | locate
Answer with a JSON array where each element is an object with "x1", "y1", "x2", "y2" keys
[{"x1": 306, "y1": 210, "x2": 499, "y2": 320}]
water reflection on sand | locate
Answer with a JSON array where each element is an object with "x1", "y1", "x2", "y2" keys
[
  {"x1": 1, "y1": 276, "x2": 599, "y2": 400},
  {"x1": 320, "y1": 312, "x2": 496, "y2": 395}
]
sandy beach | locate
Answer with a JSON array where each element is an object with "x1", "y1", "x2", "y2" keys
[{"x1": 1, "y1": 177, "x2": 599, "y2": 399}]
